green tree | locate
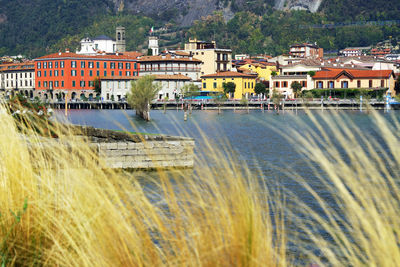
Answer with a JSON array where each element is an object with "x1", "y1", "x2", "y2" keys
[
  {"x1": 93, "y1": 77, "x2": 101, "y2": 94},
  {"x1": 308, "y1": 71, "x2": 316, "y2": 77},
  {"x1": 223, "y1": 82, "x2": 236, "y2": 99},
  {"x1": 127, "y1": 75, "x2": 161, "y2": 121},
  {"x1": 291, "y1": 81, "x2": 302, "y2": 98},
  {"x1": 271, "y1": 71, "x2": 278, "y2": 77},
  {"x1": 181, "y1": 83, "x2": 200, "y2": 99},
  {"x1": 254, "y1": 83, "x2": 267, "y2": 97}
]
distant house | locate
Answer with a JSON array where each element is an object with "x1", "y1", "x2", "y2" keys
[
  {"x1": 0, "y1": 62, "x2": 35, "y2": 98},
  {"x1": 201, "y1": 71, "x2": 257, "y2": 99},
  {"x1": 339, "y1": 47, "x2": 371, "y2": 57},
  {"x1": 77, "y1": 27, "x2": 126, "y2": 55},
  {"x1": 371, "y1": 48, "x2": 391, "y2": 57},
  {"x1": 183, "y1": 38, "x2": 232, "y2": 75},
  {"x1": 289, "y1": 43, "x2": 323, "y2": 59},
  {"x1": 312, "y1": 68, "x2": 396, "y2": 95},
  {"x1": 100, "y1": 74, "x2": 193, "y2": 101}
]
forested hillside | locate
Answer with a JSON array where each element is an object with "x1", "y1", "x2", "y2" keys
[{"x1": 0, "y1": 0, "x2": 399, "y2": 57}]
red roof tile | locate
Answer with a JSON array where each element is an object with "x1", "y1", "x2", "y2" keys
[
  {"x1": 313, "y1": 69, "x2": 393, "y2": 79},
  {"x1": 0, "y1": 61, "x2": 35, "y2": 72},
  {"x1": 35, "y1": 52, "x2": 139, "y2": 61}
]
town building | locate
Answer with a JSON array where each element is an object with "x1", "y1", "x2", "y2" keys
[
  {"x1": 312, "y1": 68, "x2": 396, "y2": 95},
  {"x1": 34, "y1": 51, "x2": 139, "y2": 101},
  {"x1": 100, "y1": 74, "x2": 192, "y2": 101},
  {"x1": 0, "y1": 62, "x2": 35, "y2": 98},
  {"x1": 371, "y1": 48, "x2": 391, "y2": 57},
  {"x1": 148, "y1": 36, "x2": 159, "y2": 56},
  {"x1": 236, "y1": 60, "x2": 278, "y2": 82},
  {"x1": 201, "y1": 71, "x2": 257, "y2": 99},
  {"x1": 183, "y1": 38, "x2": 232, "y2": 75},
  {"x1": 137, "y1": 53, "x2": 202, "y2": 82},
  {"x1": 77, "y1": 27, "x2": 126, "y2": 55},
  {"x1": 339, "y1": 47, "x2": 371, "y2": 57},
  {"x1": 289, "y1": 43, "x2": 323, "y2": 59}
]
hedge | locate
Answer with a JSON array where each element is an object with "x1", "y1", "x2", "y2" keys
[{"x1": 300, "y1": 88, "x2": 387, "y2": 99}]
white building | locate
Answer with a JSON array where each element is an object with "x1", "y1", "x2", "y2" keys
[
  {"x1": 148, "y1": 36, "x2": 159, "y2": 56},
  {"x1": 0, "y1": 62, "x2": 35, "y2": 98},
  {"x1": 138, "y1": 53, "x2": 202, "y2": 82},
  {"x1": 77, "y1": 35, "x2": 116, "y2": 55},
  {"x1": 100, "y1": 74, "x2": 193, "y2": 101}
]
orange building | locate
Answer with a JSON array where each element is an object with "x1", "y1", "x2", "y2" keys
[{"x1": 34, "y1": 52, "x2": 140, "y2": 100}]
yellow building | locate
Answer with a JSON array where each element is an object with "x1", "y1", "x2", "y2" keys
[
  {"x1": 237, "y1": 62, "x2": 278, "y2": 81},
  {"x1": 201, "y1": 71, "x2": 257, "y2": 100},
  {"x1": 184, "y1": 38, "x2": 232, "y2": 76}
]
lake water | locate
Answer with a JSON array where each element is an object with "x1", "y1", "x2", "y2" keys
[{"x1": 55, "y1": 108, "x2": 399, "y2": 261}]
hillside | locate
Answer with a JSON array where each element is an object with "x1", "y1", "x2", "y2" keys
[{"x1": 0, "y1": 0, "x2": 399, "y2": 57}]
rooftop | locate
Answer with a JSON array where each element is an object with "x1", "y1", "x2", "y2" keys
[
  {"x1": 35, "y1": 52, "x2": 140, "y2": 61},
  {"x1": 101, "y1": 74, "x2": 192, "y2": 81},
  {"x1": 201, "y1": 71, "x2": 257, "y2": 79},
  {"x1": 313, "y1": 69, "x2": 394, "y2": 79}
]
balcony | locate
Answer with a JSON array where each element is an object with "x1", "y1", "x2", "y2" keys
[{"x1": 141, "y1": 67, "x2": 201, "y2": 72}]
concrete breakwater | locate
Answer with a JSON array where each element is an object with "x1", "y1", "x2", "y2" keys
[{"x1": 26, "y1": 126, "x2": 195, "y2": 170}]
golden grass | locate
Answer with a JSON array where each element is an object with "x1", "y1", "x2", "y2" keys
[
  {"x1": 0, "y1": 108, "x2": 287, "y2": 267},
  {"x1": 288, "y1": 110, "x2": 400, "y2": 266},
  {"x1": 2, "y1": 104, "x2": 400, "y2": 266}
]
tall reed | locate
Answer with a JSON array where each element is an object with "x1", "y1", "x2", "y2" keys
[{"x1": 0, "y1": 106, "x2": 287, "y2": 266}]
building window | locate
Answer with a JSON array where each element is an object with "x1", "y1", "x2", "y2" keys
[
  {"x1": 81, "y1": 70, "x2": 84, "y2": 76},
  {"x1": 89, "y1": 81, "x2": 94, "y2": 87},
  {"x1": 71, "y1": 70, "x2": 77, "y2": 76},
  {"x1": 110, "y1": 63, "x2": 115, "y2": 69},
  {"x1": 38, "y1": 81, "x2": 41, "y2": 88},
  {"x1": 245, "y1": 82, "x2": 247, "y2": 89},
  {"x1": 55, "y1": 61, "x2": 58, "y2": 68},
  {"x1": 341, "y1": 81, "x2": 348, "y2": 88},
  {"x1": 118, "y1": 63, "x2": 123, "y2": 69},
  {"x1": 111, "y1": 71, "x2": 114, "y2": 76},
  {"x1": 213, "y1": 82, "x2": 217, "y2": 89},
  {"x1": 49, "y1": 81, "x2": 53, "y2": 89},
  {"x1": 81, "y1": 61, "x2": 85, "y2": 68},
  {"x1": 317, "y1": 81, "x2": 323, "y2": 88},
  {"x1": 37, "y1": 62, "x2": 41, "y2": 69},
  {"x1": 89, "y1": 62, "x2": 93, "y2": 68},
  {"x1": 61, "y1": 81, "x2": 64, "y2": 87},
  {"x1": 60, "y1": 61, "x2": 64, "y2": 68},
  {"x1": 71, "y1": 61, "x2": 76, "y2": 68},
  {"x1": 43, "y1": 62, "x2": 47, "y2": 68},
  {"x1": 381, "y1": 79, "x2": 384, "y2": 87},
  {"x1": 357, "y1": 80, "x2": 361, "y2": 88},
  {"x1": 72, "y1": 81, "x2": 76, "y2": 87},
  {"x1": 80, "y1": 81, "x2": 85, "y2": 87},
  {"x1": 126, "y1": 63, "x2": 131, "y2": 69},
  {"x1": 44, "y1": 71, "x2": 47, "y2": 77},
  {"x1": 119, "y1": 71, "x2": 122, "y2": 76},
  {"x1": 134, "y1": 63, "x2": 137, "y2": 69},
  {"x1": 329, "y1": 81, "x2": 334, "y2": 88},
  {"x1": 275, "y1": 82, "x2": 280, "y2": 88},
  {"x1": 126, "y1": 71, "x2": 131, "y2": 76},
  {"x1": 61, "y1": 70, "x2": 64, "y2": 76},
  {"x1": 133, "y1": 71, "x2": 137, "y2": 76},
  {"x1": 96, "y1": 62, "x2": 100, "y2": 68},
  {"x1": 49, "y1": 70, "x2": 52, "y2": 77},
  {"x1": 369, "y1": 80, "x2": 372, "y2": 88},
  {"x1": 89, "y1": 70, "x2": 93, "y2": 76},
  {"x1": 55, "y1": 70, "x2": 58, "y2": 76},
  {"x1": 96, "y1": 71, "x2": 100, "y2": 76},
  {"x1": 104, "y1": 71, "x2": 107, "y2": 76},
  {"x1": 283, "y1": 81, "x2": 287, "y2": 88},
  {"x1": 43, "y1": 81, "x2": 47, "y2": 87},
  {"x1": 49, "y1": 62, "x2": 53, "y2": 68},
  {"x1": 55, "y1": 81, "x2": 59, "y2": 87},
  {"x1": 37, "y1": 71, "x2": 41, "y2": 77},
  {"x1": 203, "y1": 82, "x2": 206, "y2": 89},
  {"x1": 104, "y1": 62, "x2": 107, "y2": 69}
]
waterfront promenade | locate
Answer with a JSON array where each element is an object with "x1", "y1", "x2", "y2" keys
[{"x1": 47, "y1": 98, "x2": 399, "y2": 110}]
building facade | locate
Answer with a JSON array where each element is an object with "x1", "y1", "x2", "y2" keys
[
  {"x1": 100, "y1": 74, "x2": 192, "y2": 101},
  {"x1": 201, "y1": 71, "x2": 257, "y2": 99},
  {"x1": 312, "y1": 69, "x2": 396, "y2": 95},
  {"x1": 138, "y1": 54, "x2": 202, "y2": 82},
  {"x1": 0, "y1": 62, "x2": 35, "y2": 98},
  {"x1": 289, "y1": 43, "x2": 323, "y2": 58},
  {"x1": 34, "y1": 52, "x2": 139, "y2": 101},
  {"x1": 183, "y1": 38, "x2": 232, "y2": 76}
]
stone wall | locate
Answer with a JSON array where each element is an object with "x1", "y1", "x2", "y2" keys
[{"x1": 96, "y1": 138, "x2": 195, "y2": 169}]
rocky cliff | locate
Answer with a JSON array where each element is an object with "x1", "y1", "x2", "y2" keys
[{"x1": 113, "y1": 0, "x2": 323, "y2": 25}]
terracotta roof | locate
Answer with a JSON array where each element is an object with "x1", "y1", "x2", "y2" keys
[
  {"x1": 201, "y1": 71, "x2": 257, "y2": 79},
  {"x1": 138, "y1": 54, "x2": 202, "y2": 63},
  {"x1": 313, "y1": 69, "x2": 393, "y2": 79},
  {"x1": 101, "y1": 74, "x2": 192, "y2": 81},
  {"x1": 121, "y1": 51, "x2": 143, "y2": 59},
  {"x1": 35, "y1": 52, "x2": 139, "y2": 61},
  {"x1": 0, "y1": 62, "x2": 35, "y2": 72}
]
